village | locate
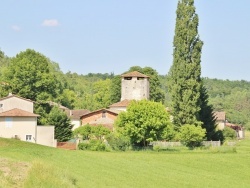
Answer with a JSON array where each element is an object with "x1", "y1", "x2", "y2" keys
[{"x1": 0, "y1": 71, "x2": 244, "y2": 149}]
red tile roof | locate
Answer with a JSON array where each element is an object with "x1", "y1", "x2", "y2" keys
[
  {"x1": 109, "y1": 99, "x2": 131, "y2": 107},
  {"x1": 80, "y1": 108, "x2": 118, "y2": 119},
  {"x1": 214, "y1": 111, "x2": 226, "y2": 121},
  {"x1": 0, "y1": 108, "x2": 39, "y2": 117},
  {"x1": 121, "y1": 71, "x2": 149, "y2": 78},
  {"x1": 65, "y1": 109, "x2": 90, "y2": 119}
]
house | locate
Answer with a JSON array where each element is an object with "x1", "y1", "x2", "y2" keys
[
  {"x1": 225, "y1": 122, "x2": 244, "y2": 139},
  {"x1": 80, "y1": 71, "x2": 150, "y2": 129},
  {"x1": 214, "y1": 111, "x2": 244, "y2": 139},
  {"x1": 80, "y1": 109, "x2": 118, "y2": 130},
  {"x1": 0, "y1": 93, "x2": 56, "y2": 147},
  {"x1": 214, "y1": 111, "x2": 226, "y2": 130},
  {"x1": 48, "y1": 101, "x2": 90, "y2": 130},
  {"x1": 65, "y1": 109, "x2": 90, "y2": 130}
]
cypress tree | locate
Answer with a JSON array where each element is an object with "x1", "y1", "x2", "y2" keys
[
  {"x1": 199, "y1": 85, "x2": 217, "y2": 140},
  {"x1": 168, "y1": 0, "x2": 203, "y2": 127}
]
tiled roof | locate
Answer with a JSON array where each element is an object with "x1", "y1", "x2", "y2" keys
[
  {"x1": 109, "y1": 99, "x2": 131, "y2": 107},
  {"x1": 65, "y1": 109, "x2": 90, "y2": 119},
  {"x1": 48, "y1": 101, "x2": 69, "y2": 110},
  {"x1": 0, "y1": 93, "x2": 33, "y2": 103},
  {"x1": 226, "y1": 123, "x2": 243, "y2": 131},
  {"x1": 121, "y1": 71, "x2": 149, "y2": 78},
  {"x1": 0, "y1": 108, "x2": 40, "y2": 117},
  {"x1": 80, "y1": 108, "x2": 118, "y2": 119},
  {"x1": 214, "y1": 111, "x2": 226, "y2": 121}
]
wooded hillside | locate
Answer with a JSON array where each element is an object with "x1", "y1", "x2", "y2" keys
[{"x1": 1, "y1": 49, "x2": 250, "y2": 129}]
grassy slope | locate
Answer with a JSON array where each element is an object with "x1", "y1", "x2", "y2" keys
[{"x1": 0, "y1": 136, "x2": 250, "y2": 188}]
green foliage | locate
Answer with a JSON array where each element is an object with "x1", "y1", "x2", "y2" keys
[
  {"x1": 110, "y1": 75, "x2": 121, "y2": 104},
  {"x1": 74, "y1": 124, "x2": 111, "y2": 141},
  {"x1": 199, "y1": 85, "x2": 217, "y2": 140},
  {"x1": 223, "y1": 127, "x2": 237, "y2": 140},
  {"x1": 47, "y1": 107, "x2": 73, "y2": 142},
  {"x1": 91, "y1": 125, "x2": 111, "y2": 140},
  {"x1": 3, "y1": 49, "x2": 58, "y2": 101},
  {"x1": 115, "y1": 100, "x2": 171, "y2": 146},
  {"x1": 78, "y1": 140, "x2": 108, "y2": 151},
  {"x1": 60, "y1": 89, "x2": 77, "y2": 109},
  {"x1": 161, "y1": 124, "x2": 177, "y2": 141},
  {"x1": 106, "y1": 134, "x2": 131, "y2": 151},
  {"x1": 168, "y1": 0, "x2": 204, "y2": 127},
  {"x1": 179, "y1": 124, "x2": 206, "y2": 148},
  {"x1": 78, "y1": 142, "x2": 89, "y2": 150},
  {"x1": 92, "y1": 79, "x2": 112, "y2": 109},
  {"x1": 73, "y1": 125, "x2": 92, "y2": 140}
]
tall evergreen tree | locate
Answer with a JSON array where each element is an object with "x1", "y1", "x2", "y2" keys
[
  {"x1": 168, "y1": 0, "x2": 203, "y2": 127},
  {"x1": 199, "y1": 85, "x2": 217, "y2": 140}
]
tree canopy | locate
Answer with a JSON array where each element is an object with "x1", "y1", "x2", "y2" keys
[
  {"x1": 47, "y1": 106, "x2": 73, "y2": 142},
  {"x1": 167, "y1": 0, "x2": 215, "y2": 133},
  {"x1": 115, "y1": 100, "x2": 171, "y2": 146}
]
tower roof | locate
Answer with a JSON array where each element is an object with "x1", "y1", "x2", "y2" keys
[{"x1": 121, "y1": 71, "x2": 149, "y2": 78}]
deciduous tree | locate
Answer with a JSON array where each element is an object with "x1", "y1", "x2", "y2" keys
[
  {"x1": 115, "y1": 100, "x2": 171, "y2": 146},
  {"x1": 168, "y1": 0, "x2": 203, "y2": 127}
]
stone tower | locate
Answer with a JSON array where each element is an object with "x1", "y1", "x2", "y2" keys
[{"x1": 121, "y1": 71, "x2": 149, "y2": 101}]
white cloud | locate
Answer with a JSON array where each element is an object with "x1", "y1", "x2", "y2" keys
[
  {"x1": 11, "y1": 25, "x2": 21, "y2": 31},
  {"x1": 42, "y1": 19, "x2": 60, "y2": 27}
]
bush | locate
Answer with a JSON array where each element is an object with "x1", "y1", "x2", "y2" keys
[
  {"x1": 223, "y1": 127, "x2": 236, "y2": 140},
  {"x1": 78, "y1": 142, "x2": 89, "y2": 150},
  {"x1": 179, "y1": 124, "x2": 206, "y2": 148},
  {"x1": 106, "y1": 134, "x2": 130, "y2": 151},
  {"x1": 78, "y1": 140, "x2": 108, "y2": 151},
  {"x1": 88, "y1": 140, "x2": 107, "y2": 151}
]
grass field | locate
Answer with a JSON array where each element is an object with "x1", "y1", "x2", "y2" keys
[{"x1": 1, "y1": 134, "x2": 250, "y2": 188}]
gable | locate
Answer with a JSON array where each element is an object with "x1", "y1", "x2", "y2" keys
[{"x1": 0, "y1": 94, "x2": 34, "y2": 113}]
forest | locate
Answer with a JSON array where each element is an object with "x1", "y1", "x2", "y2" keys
[{"x1": 1, "y1": 49, "x2": 250, "y2": 130}]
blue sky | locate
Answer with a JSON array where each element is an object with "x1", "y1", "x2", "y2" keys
[{"x1": 1, "y1": 1, "x2": 250, "y2": 80}]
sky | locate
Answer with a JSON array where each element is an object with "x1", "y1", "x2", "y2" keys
[{"x1": 1, "y1": 1, "x2": 250, "y2": 81}]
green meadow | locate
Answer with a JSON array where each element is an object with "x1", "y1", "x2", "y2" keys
[{"x1": 1, "y1": 134, "x2": 250, "y2": 188}]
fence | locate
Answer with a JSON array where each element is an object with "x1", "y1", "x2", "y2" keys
[
  {"x1": 57, "y1": 142, "x2": 77, "y2": 150},
  {"x1": 202, "y1": 141, "x2": 221, "y2": 147},
  {"x1": 150, "y1": 141, "x2": 221, "y2": 147},
  {"x1": 150, "y1": 141, "x2": 182, "y2": 147}
]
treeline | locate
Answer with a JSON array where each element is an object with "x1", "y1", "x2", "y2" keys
[{"x1": 1, "y1": 49, "x2": 250, "y2": 129}]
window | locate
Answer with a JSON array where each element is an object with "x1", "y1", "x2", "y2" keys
[
  {"x1": 102, "y1": 110, "x2": 106, "y2": 118},
  {"x1": 5, "y1": 117, "x2": 12, "y2": 128},
  {"x1": 0, "y1": 104, "x2": 3, "y2": 108},
  {"x1": 124, "y1": 77, "x2": 132, "y2": 80},
  {"x1": 26, "y1": 135, "x2": 32, "y2": 141}
]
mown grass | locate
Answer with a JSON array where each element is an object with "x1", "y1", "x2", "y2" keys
[{"x1": 0, "y1": 135, "x2": 250, "y2": 188}]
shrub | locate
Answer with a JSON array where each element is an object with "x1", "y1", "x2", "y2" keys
[
  {"x1": 78, "y1": 142, "x2": 89, "y2": 150},
  {"x1": 179, "y1": 124, "x2": 206, "y2": 148},
  {"x1": 78, "y1": 140, "x2": 108, "y2": 151},
  {"x1": 88, "y1": 140, "x2": 107, "y2": 151},
  {"x1": 223, "y1": 127, "x2": 237, "y2": 140},
  {"x1": 106, "y1": 134, "x2": 130, "y2": 151}
]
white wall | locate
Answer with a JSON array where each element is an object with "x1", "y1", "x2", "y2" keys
[
  {"x1": 37, "y1": 126, "x2": 56, "y2": 147},
  {"x1": 0, "y1": 117, "x2": 37, "y2": 143},
  {"x1": 0, "y1": 96, "x2": 33, "y2": 113}
]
